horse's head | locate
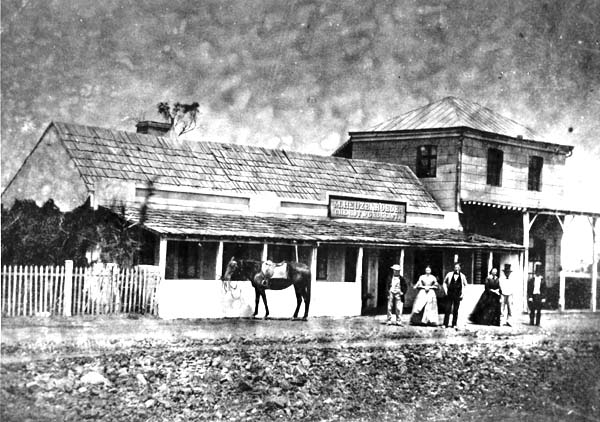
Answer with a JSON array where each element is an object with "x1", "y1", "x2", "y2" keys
[{"x1": 223, "y1": 257, "x2": 241, "y2": 281}]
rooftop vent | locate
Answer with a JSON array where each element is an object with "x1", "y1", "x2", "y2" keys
[{"x1": 136, "y1": 121, "x2": 171, "y2": 136}]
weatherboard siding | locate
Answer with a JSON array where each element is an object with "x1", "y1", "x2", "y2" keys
[
  {"x1": 460, "y1": 136, "x2": 567, "y2": 207},
  {"x1": 350, "y1": 136, "x2": 460, "y2": 212}
]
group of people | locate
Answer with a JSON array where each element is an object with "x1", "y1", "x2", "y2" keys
[{"x1": 386, "y1": 262, "x2": 547, "y2": 327}]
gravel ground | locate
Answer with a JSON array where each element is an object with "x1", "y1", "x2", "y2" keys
[{"x1": 2, "y1": 313, "x2": 600, "y2": 421}]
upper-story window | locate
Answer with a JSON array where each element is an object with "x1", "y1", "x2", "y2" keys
[
  {"x1": 528, "y1": 156, "x2": 543, "y2": 191},
  {"x1": 416, "y1": 145, "x2": 437, "y2": 177},
  {"x1": 486, "y1": 148, "x2": 503, "y2": 186}
]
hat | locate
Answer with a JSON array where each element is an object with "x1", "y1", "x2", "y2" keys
[
  {"x1": 503, "y1": 264, "x2": 512, "y2": 273},
  {"x1": 390, "y1": 264, "x2": 402, "y2": 271}
]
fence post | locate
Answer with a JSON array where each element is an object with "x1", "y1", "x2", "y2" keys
[{"x1": 63, "y1": 260, "x2": 74, "y2": 317}]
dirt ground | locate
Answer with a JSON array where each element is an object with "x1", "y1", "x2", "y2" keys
[{"x1": 2, "y1": 312, "x2": 600, "y2": 421}]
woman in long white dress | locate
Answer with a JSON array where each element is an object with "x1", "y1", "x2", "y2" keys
[{"x1": 410, "y1": 266, "x2": 440, "y2": 326}]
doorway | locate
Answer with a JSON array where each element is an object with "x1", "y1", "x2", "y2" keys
[
  {"x1": 377, "y1": 250, "x2": 398, "y2": 313},
  {"x1": 412, "y1": 249, "x2": 444, "y2": 284}
]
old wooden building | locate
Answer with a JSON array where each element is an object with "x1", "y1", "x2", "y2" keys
[
  {"x1": 2, "y1": 115, "x2": 524, "y2": 320},
  {"x1": 3, "y1": 97, "x2": 597, "y2": 318},
  {"x1": 335, "y1": 97, "x2": 600, "y2": 312}
]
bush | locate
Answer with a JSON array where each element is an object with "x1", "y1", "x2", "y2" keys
[{"x1": 1, "y1": 199, "x2": 149, "y2": 267}]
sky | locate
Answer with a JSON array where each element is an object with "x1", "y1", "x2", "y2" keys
[{"x1": 1, "y1": 0, "x2": 599, "y2": 264}]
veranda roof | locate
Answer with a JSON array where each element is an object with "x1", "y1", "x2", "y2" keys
[{"x1": 124, "y1": 207, "x2": 523, "y2": 250}]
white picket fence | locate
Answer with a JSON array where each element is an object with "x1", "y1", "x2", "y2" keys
[{"x1": 1, "y1": 261, "x2": 161, "y2": 317}]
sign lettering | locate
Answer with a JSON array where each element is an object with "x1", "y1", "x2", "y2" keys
[{"x1": 329, "y1": 197, "x2": 406, "y2": 222}]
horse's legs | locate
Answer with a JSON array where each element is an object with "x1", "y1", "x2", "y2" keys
[
  {"x1": 253, "y1": 288, "x2": 260, "y2": 318},
  {"x1": 293, "y1": 286, "x2": 302, "y2": 319},
  {"x1": 260, "y1": 290, "x2": 269, "y2": 319},
  {"x1": 302, "y1": 285, "x2": 311, "y2": 321}
]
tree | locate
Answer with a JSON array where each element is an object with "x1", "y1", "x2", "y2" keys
[
  {"x1": 157, "y1": 101, "x2": 200, "y2": 137},
  {"x1": 1, "y1": 199, "x2": 152, "y2": 267},
  {"x1": 1, "y1": 199, "x2": 64, "y2": 264}
]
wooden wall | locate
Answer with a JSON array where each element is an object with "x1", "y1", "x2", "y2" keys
[
  {"x1": 350, "y1": 136, "x2": 460, "y2": 211},
  {"x1": 460, "y1": 135, "x2": 568, "y2": 207},
  {"x1": 347, "y1": 131, "x2": 570, "y2": 213}
]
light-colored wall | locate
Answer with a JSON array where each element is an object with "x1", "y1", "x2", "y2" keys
[
  {"x1": 157, "y1": 277, "x2": 361, "y2": 319},
  {"x1": 350, "y1": 137, "x2": 460, "y2": 212},
  {"x1": 1, "y1": 126, "x2": 90, "y2": 210},
  {"x1": 157, "y1": 241, "x2": 363, "y2": 319},
  {"x1": 349, "y1": 132, "x2": 570, "y2": 213},
  {"x1": 134, "y1": 183, "x2": 449, "y2": 227},
  {"x1": 460, "y1": 135, "x2": 568, "y2": 207}
]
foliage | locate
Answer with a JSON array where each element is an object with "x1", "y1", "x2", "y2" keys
[
  {"x1": 1, "y1": 199, "x2": 149, "y2": 267},
  {"x1": 1, "y1": 199, "x2": 65, "y2": 265},
  {"x1": 156, "y1": 101, "x2": 199, "y2": 137}
]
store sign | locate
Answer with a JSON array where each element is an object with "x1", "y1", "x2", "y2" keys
[{"x1": 329, "y1": 197, "x2": 406, "y2": 222}]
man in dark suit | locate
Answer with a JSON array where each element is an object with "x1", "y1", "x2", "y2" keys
[
  {"x1": 442, "y1": 262, "x2": 468, "y2": 328},
  {"x1": 527, "y1": 265, "x2": 547, "y2": 326}
]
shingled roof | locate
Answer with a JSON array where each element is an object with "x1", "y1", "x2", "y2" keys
[
  {"x1": 124, "y1": 207, "x2": 523, "y2": 250},
  {"x1": 368, "y1": 97, "x2": 569, "y2": 147},
  {"x1": 51, "y1": 122, "x2": 440, "y2": 213}
]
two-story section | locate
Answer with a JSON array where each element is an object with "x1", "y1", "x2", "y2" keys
[{"x1": 334, "y1": 97, "x2": 600, "y2": 312}]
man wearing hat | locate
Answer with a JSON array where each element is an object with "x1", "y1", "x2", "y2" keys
[
  {"x1": 527, "y1": 264, "x2": 547, "y2": 326},
  {"x1": 387, "y1": 264, "x2": 408, "y2": 325},
  {"x1": 499, "y1": 263, "x2": 514, "y2": 326}
]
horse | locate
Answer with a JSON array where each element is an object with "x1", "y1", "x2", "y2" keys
[{"x1": 222, "y1": 257, "x2": 311, "y2": 320}]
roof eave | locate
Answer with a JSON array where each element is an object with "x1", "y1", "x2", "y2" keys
[{"x1": 347, "y1": 126, "x2": 574, "y2": 154}]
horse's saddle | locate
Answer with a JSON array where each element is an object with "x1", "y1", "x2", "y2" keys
[{"x1": 261, "y1": 261, "x2": 288, "y2": 280}]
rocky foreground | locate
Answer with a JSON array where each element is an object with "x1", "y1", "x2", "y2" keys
[{"x1": 2, "y1": 332, "x2": 599, "y2": 421}]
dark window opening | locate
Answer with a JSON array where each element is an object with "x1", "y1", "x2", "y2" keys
[
  {"x1": 344, "y1": 247, "x2": 358, "y2": 283},
  {"x1": 487, "y1": 148, "x2": 503, "y2": 186},
  {"x1": 267, "y1": 244, "x2": 311, "y2": 265},
  {"x1": 268, "y1": 244, "x2": 295, "y2": 262},
  {"x1": 222, "y1": 242, "x2": 262, "y2": 276},
  {"x1": 316, "y1": 245, "x2": 328, "y2": 280},
  {"x1": 416, "y1": 145, "x2": 437, "y2": 178},
  {"x1": 528, "y1": 156, "x2": 543, "y2": 191},
  {"x1": 166, "y1": 241, "x2": 217, "y2": 280}
]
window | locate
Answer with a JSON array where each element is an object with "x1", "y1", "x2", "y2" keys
[
  {"x1": 165, "y1": 241, "x2": 218, "y2": 280},
  {"x1": 316, "y1": 245, "x2": 328, "y2": 280},
  {"x1": 486, "y1": 148, "x2": 503, "y2": 186},
  {"x1": 416, "y1": 145, "x2": 437, "y2": 177},
  {"x1": 528, "y1": 156, "x2": 543, "y2": 191},
  {"x1": 344, "y1": 247, "x2": 358, "y2": 283},
  {"x1": 268, "y1": 244, "x2": 295, "y2": 262},
  {"x1": 221, "y1": 242, "x2": 263, "y2": 275}
]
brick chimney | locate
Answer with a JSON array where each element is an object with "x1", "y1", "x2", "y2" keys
[{"x1": 136, "y1": 121, "x2": 172, "y2": 136}]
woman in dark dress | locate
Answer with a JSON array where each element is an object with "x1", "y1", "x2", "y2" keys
[{"x1": 469, "y1": 267, "x2": 502, "y2": 326}]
